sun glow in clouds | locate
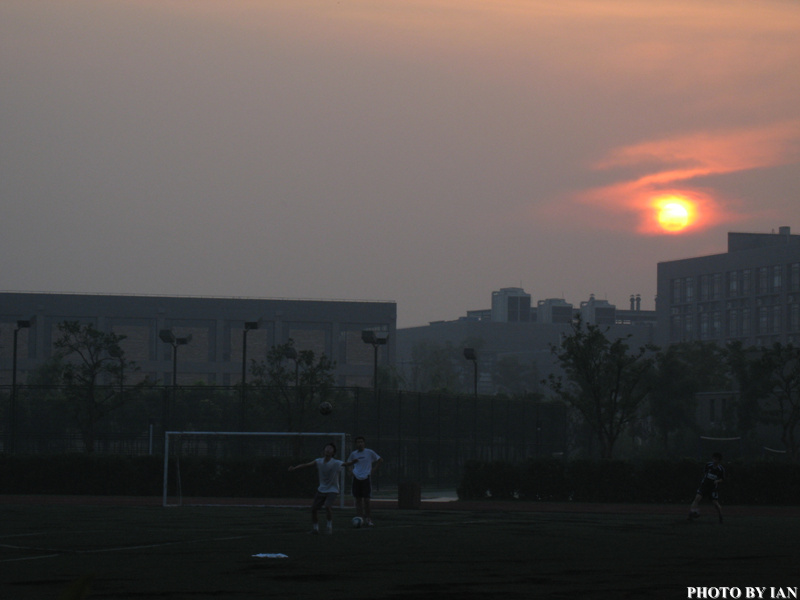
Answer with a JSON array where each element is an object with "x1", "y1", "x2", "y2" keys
[
  {"x1": 653, "y1": 195, "x2": 695, "y2": 233},
  {"x1": 568, "y1": 120, "x2": 800, "y2": 236}
]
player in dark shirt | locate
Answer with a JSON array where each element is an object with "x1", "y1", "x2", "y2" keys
[{"x1": 688, "y1": 452, "x2": 725, "y2": 523}]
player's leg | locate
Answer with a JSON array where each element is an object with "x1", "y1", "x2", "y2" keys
[
  {"x1": 310, "y1": 493, "x2": 325, "y2": 533},
  {"x1": 688, "y1": 492, "x2": 703, "y2": 519},
  {"x1": 352, "y1": 479, "x2": 365, "y2": 517},
  {"x1": 324, "y1": 493, "x2": 337, "y2": 533},
  {"x1": 361, "y1": 477, "x2": 374, "y2": 525},
  {"x1": 364, "y1": 497, "x2": 373, "y2": 525},
  {"x1": 711, "y1": 489, "x2": 723, "y2": 523}
]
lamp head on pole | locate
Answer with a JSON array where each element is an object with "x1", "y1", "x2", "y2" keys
[
  {"x1": 463, "y1": 348, "x2": 477, "y2": 361},
  {"x1": 361, "y1": 330, "x2": 388, "y2": 346}
]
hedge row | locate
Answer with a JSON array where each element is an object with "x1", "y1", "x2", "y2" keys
[
  {"x1": 457, "y1": 458, "x2": 800, "y2": 505},
  {"x1": 3, "y1": 455, "x2": 798, "y2": 505},
  {"x1": 0, "y1": 455, "x2": 312, "y2": 498}
]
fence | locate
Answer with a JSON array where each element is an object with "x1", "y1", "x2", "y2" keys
[{"x1": 0, "y1": 385, "x2": 567, "y2": 489}]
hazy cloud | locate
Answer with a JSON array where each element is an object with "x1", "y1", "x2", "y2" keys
[{"x1": 1, "y1": 0, "x2": 798, "y2": 327}]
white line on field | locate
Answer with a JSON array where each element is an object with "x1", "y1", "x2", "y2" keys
[{"x1": 0, "y1": 534, "x2": 254, "y2": 563}]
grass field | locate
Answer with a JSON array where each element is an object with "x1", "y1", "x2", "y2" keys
[{"x1": 1, "y1": 500, "x2": 798, "y2": 599}]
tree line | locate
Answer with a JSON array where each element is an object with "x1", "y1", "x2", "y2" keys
[{"x1": 5, "y1": 319, "x2": 800, "y2": 461}]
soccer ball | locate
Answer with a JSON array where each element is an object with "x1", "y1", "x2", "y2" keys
[
  {"x1": 319, "y1": 401, "x2": 333, "y2": 416},
  {"x1": 351, "y1": 516, "x2": 363, "y2": 529}
]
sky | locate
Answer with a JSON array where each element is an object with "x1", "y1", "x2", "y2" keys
[{"x1": 2, "y1": 0, "x2": 799, "y2": 328}]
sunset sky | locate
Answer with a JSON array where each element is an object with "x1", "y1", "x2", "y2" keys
[{"x1": 2, "y1": 0, "x2": 798, "y2": 328}]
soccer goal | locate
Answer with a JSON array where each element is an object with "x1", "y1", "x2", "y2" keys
[
  {"x1": 697, "y1": 435, "x2": 743, "y2": 461},
  {"x1": 162, "y1": 431, "x2": 348, "y2": 507}
]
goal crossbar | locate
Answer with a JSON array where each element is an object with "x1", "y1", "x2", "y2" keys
[{"x1": 163, "y1": 431, "x2": 348, "y2": 508}]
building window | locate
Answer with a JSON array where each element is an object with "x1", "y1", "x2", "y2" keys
[
  {"x1": 672, "y1": 279, "x2": 682, "y2": 304},
  {"x1": 684, "y1": 311, "x2": 694, "y2": 337},
  {"x1": 671, "y1": 315, "x2": 682, "y2": 341},
  {"x1": 742, "y1": 269, "x2": 752, "y2": 294},
  {"x1": 791, "y1": 303, "x2": 799, "y2": 332},
  {"x1": 685, "y1": 277, "x2": 695, "y2": 303},
  {"x1": 712, "y1": 273, "x2": 722, "y2": 300},
  {"x1": 790, "y1": 263, "x2": 800, "y2": 292},
  {"x1": 728, "y1": 309, "x2": 738, "y2": 337},
  {"x1": 758, "y1": 306, "x2": 769, "y2": 333},
  {"x1": 699, "y1": 275, "x2": 709, "y2": 301},
  {"x1": 712, "y1": 310, "x2": 721, "y2": 338},
  {"x1": 773, "y1": 265, "x2": 783, "y2": 292},
  {"x1": 742, "y1": 307, "x2": 751, "y2": 336},
  {"x1": 758, "y1": 267, "x2": 769, "y2": 294},
  {"x1": 699, "y1": 312, "x2": 709, "y2": 339},
  {"x1": 772, "y1": 305, "x2": 781, "y2": 332},
  {"x1": 727, "y1": 271, "x2": 739, "y2": 296},
  {"x1": 709, "y1": 397, "x2": 716, "y2": 423}
]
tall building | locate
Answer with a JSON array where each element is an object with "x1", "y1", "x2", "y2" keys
[
  {"x1": 0, "y1": 292, "x2": 396, "y2": 387},
  {"x1": 656, "y1": 226, "x2": 800, "y2": 347},
  {"x1": 491, "y1": 288, "x2": 532, "y2": 322},
  {"x1": 397, "y1": 288, "x2": 655, "y2": 395}
]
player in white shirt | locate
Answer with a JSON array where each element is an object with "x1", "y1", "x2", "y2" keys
[
  {"x1": 347, "y1": 436, "x2": 383, "y2": 526},
  {"x1": 289, "y1": 442, "x2": 358, "y2": 534}
]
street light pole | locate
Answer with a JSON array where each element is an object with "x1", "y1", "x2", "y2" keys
[
  {"x1": 362, "y1": 329, "x2": 388, "y2": 491},
  {"x1": 10, "y1": 319, "x2": 33, "y2": 455},
  {"x1": 159, "y1": 330, "x2": 191, "y2": 434},
  {"x1": 361, "y1": 330, "x2": 388, "y2": 400},
  {"x1": 464, "y1": 348, "x2": 478, "y2": 459},
  {"x1": 240, "y1": 321, "x2": 259, "y2": 430}
]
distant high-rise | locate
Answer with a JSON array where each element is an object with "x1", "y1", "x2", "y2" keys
[
  {"x1": 536, "y1": 298, "x2": 573, "y2": 324},
  {"x1": 656, "y1": 226, "x2": 800, "y2": 347},
  {"x1": 491, "y1": 288, "x2": 531, "y2": 323}
]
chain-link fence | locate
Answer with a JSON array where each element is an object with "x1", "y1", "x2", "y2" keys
[{"x1": 0, "y1": 385, "x2": 567, "y2": 489}]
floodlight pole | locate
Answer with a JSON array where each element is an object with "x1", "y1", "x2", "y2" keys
[
  {"x1": 160, "y1": 330, "x2": 191, "y2": 434},
  {"x1": 10, "y1": 319, "x2": 33, "y2": 455},
  {"x1": 284, "y1": 345, "x2": 301, "y2": 423},
  {"x1": 361, "y1": 330, "x2": 388, "y2": 401},
  {"x1": 362, "y1": 329, "x2": 388, "y2": 488},
  {"x1": 284, "y1": 345, "x2": 300, "y2": 388},
  {"x1": 240, "y1": 321, "x2": 259, "y2": 430},
  {"x1": 464, "y1": 348, "x2": 478, "y2": 459}
]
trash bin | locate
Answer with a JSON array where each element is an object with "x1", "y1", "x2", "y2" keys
[{"x1": 398, "y1": 481, "x2": 421, "y2": 509}]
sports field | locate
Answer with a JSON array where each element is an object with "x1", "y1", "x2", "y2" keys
[{"x1": 1, "y1": 498, "x2": 798, "y2": 599}]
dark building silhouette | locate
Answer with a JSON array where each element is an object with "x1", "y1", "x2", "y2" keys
[
  {"x1": 0, "y1": 292, "x2": 396, "y2": 387},
  {"x1": 657, "y1": 226, "x2": 800, "y2": 347}
]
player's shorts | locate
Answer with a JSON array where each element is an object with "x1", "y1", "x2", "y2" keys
[
  {"x1": 311, "y1": 491, "x2": 339, "y2": 510},
  {"x1": 351, "y1": 477, "x2": 372, "y2": 499},
  {"x1": 696, "y1": 483, "x2": 719, "y2": 501}
]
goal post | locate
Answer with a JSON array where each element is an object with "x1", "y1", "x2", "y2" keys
[
  {"x1": 162, "y1": 431, "x2": 348, "y2": 508},
  {"x1": 697, "y1": 435, "x2": 743, "y2": 461}
]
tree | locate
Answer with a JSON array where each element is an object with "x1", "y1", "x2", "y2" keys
[
  {"x1": 492, "y1": 355, "x2": 541, "y2": 396},
  {"x1": 729, "y1": 342, "x2": 800, "y2": 460},
  {"x1": 547, "y1": 318, "x2": 656, "y2": 459},
  {"x1": 650, "y1": 341, "x2": 730, "y2": 451},
  {"x1": 407, "y1": 340, "x2": 463, "y2": 393},
  {"x1": 249, "y1": 339, "x2": 336, "y2": 432},
  {"x1": 53, "y1": 321, "x2": 141, "y2": 452}
]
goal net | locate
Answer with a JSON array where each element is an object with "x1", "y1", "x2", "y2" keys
[
  {"x1": 697, "y1": 436, "x2": 743, "y2": 461},
  {"x1": 162, "y1": 431, "x2": 348, "y2": 507}
]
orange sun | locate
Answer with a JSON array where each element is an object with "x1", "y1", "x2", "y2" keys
[{"x1": 653, "y1": 195, "x2": 696, "y2": 233}]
